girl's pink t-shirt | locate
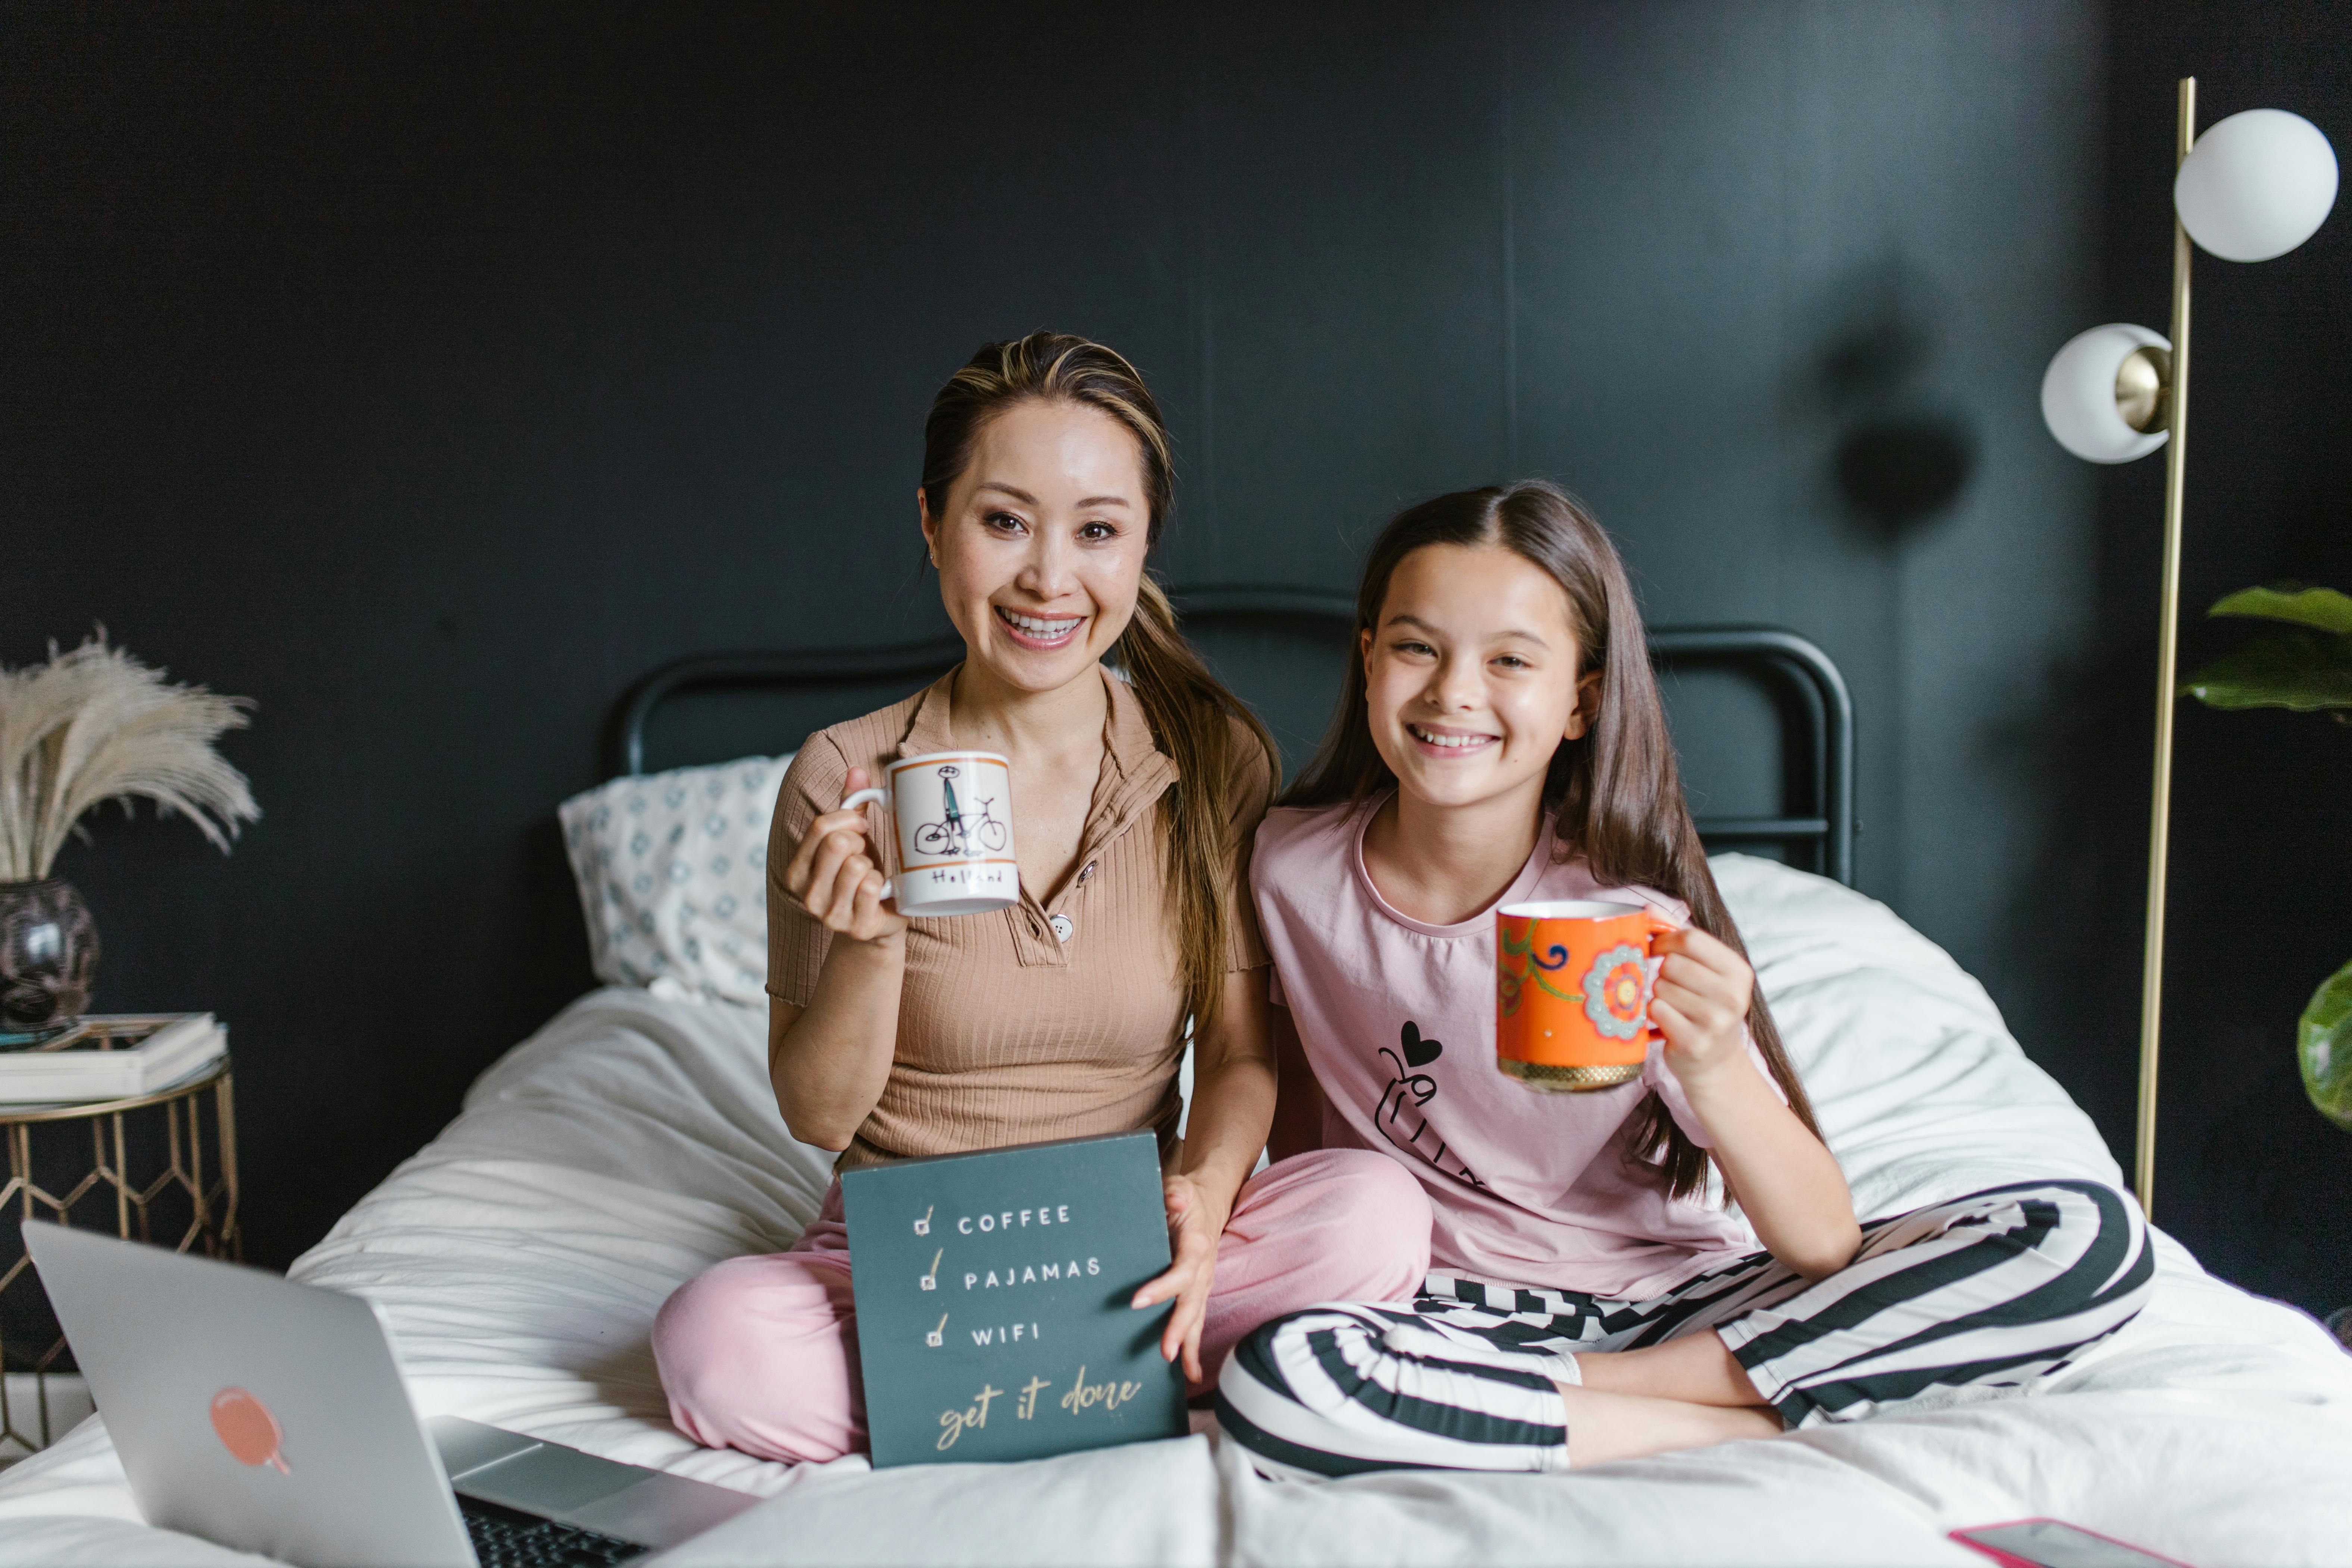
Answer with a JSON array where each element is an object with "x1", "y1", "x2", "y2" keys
[{"x1": 1252, "y1": 796, "x2": 1777, "y2": 1299}]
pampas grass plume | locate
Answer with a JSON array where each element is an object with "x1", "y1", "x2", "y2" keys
[{"x1": 0, "y1": 632, "x2": 260, "y2": 882}]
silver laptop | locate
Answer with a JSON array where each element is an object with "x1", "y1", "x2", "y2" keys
[{"x1": 26, "y1": 1220, "x2": 758, "y2": 1567}]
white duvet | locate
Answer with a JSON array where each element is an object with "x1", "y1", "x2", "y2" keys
[{"x1": 3, "y1": 855, "x2": 2348, "y2": 1567}]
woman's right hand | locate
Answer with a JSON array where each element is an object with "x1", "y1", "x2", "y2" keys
[{"x1": 781, "y1": 767, "x2": 910, "y2": 945}]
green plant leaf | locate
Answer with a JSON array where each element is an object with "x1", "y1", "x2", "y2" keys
[
  {"x1": 2208, "y1": 585, "x2": 2352, "y2": 635},
  {"x1": 2301, "y1": 957, "x2": 2352, "y2": 1133},
  {"x1": 2181, "y1": 630, "x2": 2352, "y2": 711}
]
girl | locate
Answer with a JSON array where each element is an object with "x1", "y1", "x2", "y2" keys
[
  {"x1": 1219, "y1": 481, "x2": 2152, "y2": 1477},
  {"x1": 652, "y1": 334, "x2": 1426, "y2": 1465}
]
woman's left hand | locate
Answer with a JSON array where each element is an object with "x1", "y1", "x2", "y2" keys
[
  {"x1": 1132, "y1": 1172, "x2": 1227, "y2": 1384},
  {"x1": 1648, "y1": 926, "x2": 1756, "y2": 1089}
]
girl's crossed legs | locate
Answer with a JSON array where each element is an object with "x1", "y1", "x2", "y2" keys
[
  {"x1": 1216, "y1": 1179, "x2": 2154, "y2": 1478},
  {"x1": 654, "y1": 1148, "x2": 1433, "y2": 1464}
]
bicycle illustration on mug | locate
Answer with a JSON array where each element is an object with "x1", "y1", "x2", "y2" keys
[{"x1": 911, "y1": 766, "x2": 1009, "y2": 857}]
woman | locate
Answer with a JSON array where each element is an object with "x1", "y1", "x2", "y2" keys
[{"x1": 653, "y1": 333, "x2": 1430, "y2": 1465}]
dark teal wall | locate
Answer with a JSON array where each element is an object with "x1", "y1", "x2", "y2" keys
[{"x1": 7, "y1": 2, "x2": 2344, "y2": 1315}]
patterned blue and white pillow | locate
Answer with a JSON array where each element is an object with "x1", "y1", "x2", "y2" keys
[{"x1": 558, "y1": 754, "x2": 791, "y2": 1008}]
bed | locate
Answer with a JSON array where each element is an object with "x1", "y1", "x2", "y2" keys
[{"x1": 3, "y1": 600, "x2": 2348, "y2": 1568}]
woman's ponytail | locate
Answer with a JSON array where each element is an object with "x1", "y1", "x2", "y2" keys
[{"x1": 1117, "y1": 575, "x2": 1276, "y2": 1035}]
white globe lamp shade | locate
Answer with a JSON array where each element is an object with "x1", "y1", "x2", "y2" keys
[
  {"x1": 2042, "y1": 323, "x2": 2171, "y2": 464},
  {"x1": 2174, "y1": 109, "x2": 2339, "y2": 262}
]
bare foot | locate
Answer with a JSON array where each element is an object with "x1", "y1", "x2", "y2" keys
[
  {"x1": 1556, "y1": 1382, "x2": 1783, "y2": 1467},
  {"x1": 1573, "y1": 1330, "x2": 1768, "y2": 1408}
]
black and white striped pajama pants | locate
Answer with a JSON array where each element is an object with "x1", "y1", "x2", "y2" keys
[{"x1": 1215, "y1": 1180, "x2": 2154, "y2": 1478}]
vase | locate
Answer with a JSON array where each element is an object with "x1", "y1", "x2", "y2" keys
[{"x1": 0, "y1": 879, "x2": 99, "y2": 1048}]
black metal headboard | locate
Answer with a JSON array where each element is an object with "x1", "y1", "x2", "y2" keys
[{"x1": 611, "y1": 585, "x2": 1853, "y2": 886}]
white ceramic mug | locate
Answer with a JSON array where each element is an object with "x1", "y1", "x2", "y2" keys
[{"x1": 839, "y1": 750, "x2": 1020, "y2": 917}]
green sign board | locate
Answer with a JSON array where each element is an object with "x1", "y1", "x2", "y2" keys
[{"x1": 840, "y1": 1132, "x2": 1189, "y2": 1468}]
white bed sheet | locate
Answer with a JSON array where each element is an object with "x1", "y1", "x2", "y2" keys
[{"x1": 3, "y1": 855, "x2": 2348, "y2": 1566}]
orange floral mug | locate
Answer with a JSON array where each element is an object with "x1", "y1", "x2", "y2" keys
[{"x1": 1496, "y1": 900, "x2": 1680, "y2": 1092}]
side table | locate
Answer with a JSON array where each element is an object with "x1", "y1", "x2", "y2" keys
[{"x1": 0, "y1": 1056, "x2": 240, "y2": 1457}]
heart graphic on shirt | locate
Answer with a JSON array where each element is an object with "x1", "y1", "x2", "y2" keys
[{"x1": 1399, "y1": 1021, "x2": 1443, "y2": 1068}]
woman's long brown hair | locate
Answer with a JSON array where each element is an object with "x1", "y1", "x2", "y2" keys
[
  {"x1": 1284, "y1": 481, "x2": 1821, "y2": 1199},
  {"x1": 921, "y1": 332, "x2": 1276, "y2": 1036}
]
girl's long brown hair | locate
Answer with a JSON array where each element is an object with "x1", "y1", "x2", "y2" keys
[
  {"x1": 1284, "y1": 481, "x2": 1820, "y2": 1199},
  {"x1": 922, "y1": 332, "x2": 1276, "y2": 1036}
]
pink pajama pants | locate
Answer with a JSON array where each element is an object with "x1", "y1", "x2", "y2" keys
[{"x1": 652, "y1": 1148, "x2": 1430, "y2": 1465}]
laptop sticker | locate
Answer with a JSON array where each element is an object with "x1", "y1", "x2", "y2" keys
[{"x1": 210, "y1": 1387, "x2": 291, "y2": 1474}]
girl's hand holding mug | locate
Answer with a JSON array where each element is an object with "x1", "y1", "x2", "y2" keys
[
  {"x1": 1648, "y1": 926, "x2": 1755, "y2": 1087},
  {"x1": 1494, "y1": 900, "x2": 1755, "y2": 1095},
  {"x1": 782, "y1": 767, "x2": 910, "y2": 945}
]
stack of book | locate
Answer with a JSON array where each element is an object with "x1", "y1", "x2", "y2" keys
[{"x1": 0, "y1": 1014, "x2": 227, "y2": 1105}]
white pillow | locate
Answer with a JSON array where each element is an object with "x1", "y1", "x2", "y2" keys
[{"x1": 558, "y1": 754, "x2": 791, "y2": 1007}]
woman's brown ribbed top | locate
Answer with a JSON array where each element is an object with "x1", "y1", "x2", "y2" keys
[{"x1": 767, "y1": 667, "x2": 1273, "y2": 1171}]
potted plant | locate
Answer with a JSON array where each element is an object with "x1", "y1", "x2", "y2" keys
[
  {"x1": 0, "y1": 635, "x2": 259, "y2": 1045},
  {"x1": 2181, "y1": 585, "x2": 2352, "y2": 1132}
]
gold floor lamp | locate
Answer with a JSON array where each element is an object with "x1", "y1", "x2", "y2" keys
[{"x1": 2039, "y1": 78, "x2": 2339, "y2": 1218}]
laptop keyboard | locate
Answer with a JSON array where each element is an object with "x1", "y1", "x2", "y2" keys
[{"x1": 458, "y1": 1494, "x2": 647, "y2": 1567}]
